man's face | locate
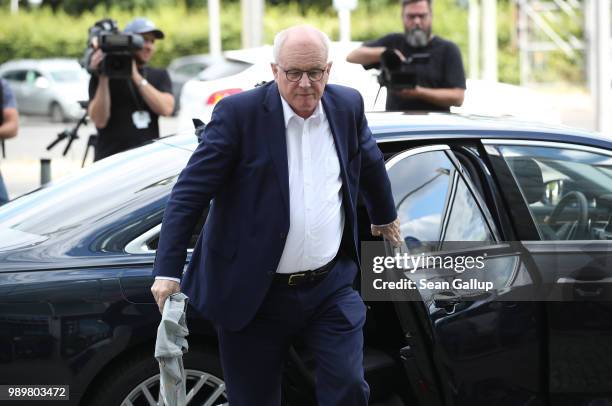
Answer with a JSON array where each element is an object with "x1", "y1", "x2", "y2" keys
[
  {"x1": 271, "y1": 40, "x2": 331, "y2": 119},
  {"x1": 133, "y1": 33, "x2": 156, "y2": 65},
  {"x1": 402, "y1": 1, "x2": 432, "y2": 44}
]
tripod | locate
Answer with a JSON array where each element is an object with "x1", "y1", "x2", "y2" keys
[{"x1": 46, "y1": 104, "x2": 97, "y2": 168}]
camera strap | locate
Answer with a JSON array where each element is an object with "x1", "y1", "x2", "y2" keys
[
  {"x1": 127, "y1": 71, "x2": 146, "y2": 112},
  {"x1": 126, "y1": 68, "x2": 152, "y2": 129}
]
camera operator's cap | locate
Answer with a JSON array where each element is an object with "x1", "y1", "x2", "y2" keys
[{"x1": 124, "y1": 17, "x2": 165, "y2": 39}]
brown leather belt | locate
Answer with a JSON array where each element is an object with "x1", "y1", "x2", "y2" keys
[{"x1": 274, "y1": 257, "x2": 338, "y2": 287}]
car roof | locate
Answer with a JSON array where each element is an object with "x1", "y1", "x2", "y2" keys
[
  {"x1": 168, "y1": 54, "x2": 221, "y2": 69},
  {"x1": 366, "y1": 112, "x2": 612, "y2": 148},
  {"x1": 167, "y1": 111, "x2": 612, "y2": 151},
  {"x1": 0, "y1": 58, "x2": 82, "y2": 71}
]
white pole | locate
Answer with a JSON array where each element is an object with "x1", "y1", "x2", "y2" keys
[
  {"x1": 594, "y1": 0, "x2": 611, "y2": 136},
  {"x1": 584, "y1": 0, "x2": 596, "y2": 97},
  {"x1": 208, "y1": 0, "x2": 222, "y2": 58},
  {"x1": 481, "y1": 0, "x2": 498, "y2": 82},
  {"x1": 468, "y1": 0, "x2": 481, "y2": 79},
  {"x1": 10, "y1": 0, "x2": 18, "y2": 14},
  {"x1": 241, "y1": 0, "x2": 265, "y2": 48},
  {"x1": 334, "y1": 0, "x2": 356, "y2": 42},
  {"x1": 338, "y1": 9, "x2": 351, "y2": 42},
  {"x1": 518, "y1": 0, "x2": 529, "y2": 85}
]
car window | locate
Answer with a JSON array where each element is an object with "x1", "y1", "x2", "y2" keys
[
  {"x1": 496, "y1": 143, "x2": 612, "y2": 241},
  {"x1": 26, "y1": 70, "x2": 42, "y2": 85},
  {"x1": 175, "y1": 63, "x2": 207, "y2": 76},
  {"x1": 387, "y1": 148, "x2": 494, "y2": 253},
  {"x1": 2, "y1": 70, "x2": 27, "y2": 82},
  {"x1": 443, "y1": 179, "x2": 493, "y2": 242},
  {"x1": 49, "y1": 69, "x2": 87, "y2": 83},
  {"x1": 141, "y1": 209, "x2": 208, "y2": 254},
  {"x1": 198, "y1": 61, "x2": 251, "y2": 81}
]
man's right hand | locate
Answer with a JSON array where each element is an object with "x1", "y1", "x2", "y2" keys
[
  {"x1": 151, "y1": 279, "x2": 181, "y2": 313},
  {"x1": 89, "y1": 49, "x2": 105, "y2": 75}
]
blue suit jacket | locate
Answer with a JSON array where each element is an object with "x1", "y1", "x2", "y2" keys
[{"x1": 153, "y1": 82, "x2": 396, "y2": 331}]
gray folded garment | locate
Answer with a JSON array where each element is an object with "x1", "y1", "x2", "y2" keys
[{"x1": 155, "y1": 292, "x2": 189, "y2": 406}]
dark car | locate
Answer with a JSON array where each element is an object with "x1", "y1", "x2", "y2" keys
[{"x1": 1, "y1": 113, "x2": 611, "y2": 406}]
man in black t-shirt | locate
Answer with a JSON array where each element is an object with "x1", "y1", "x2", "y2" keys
[
  {"x1": 346, "y1": 0, "x2": 465, "y2": 112},
  {"x1": 88, "y1": 17, "x2": 174, "y2": 161}
]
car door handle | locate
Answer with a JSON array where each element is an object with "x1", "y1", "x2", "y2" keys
[
  {"x1": 557, "y1": 277, "x2": 612, "y2": 284},
  {"x1": 557, "y1": 277, "x2": 612, "y2": 298},
  {"x1": 432, "y1": 290, "x2": 492, "y2": 314}
]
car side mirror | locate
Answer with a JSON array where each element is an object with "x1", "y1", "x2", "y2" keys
[
  {"x1": 34, "y1": 77, "x2": 50, "y2": 89},
  {"x1": 192, "y1": 118, "x2": 206, "y2": 142}
]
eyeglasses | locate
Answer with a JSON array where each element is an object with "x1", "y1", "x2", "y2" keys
[{"x1": 277, "y1": 65, "x2": 327, "y2": 82}]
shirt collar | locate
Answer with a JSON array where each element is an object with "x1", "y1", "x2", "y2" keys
[{"x1": 280, "y1": 96, "x2": 323, "y2": 128}]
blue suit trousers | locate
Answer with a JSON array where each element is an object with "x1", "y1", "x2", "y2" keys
[{"x1": 217, "y1": 255, "x2": 369, "y2": 406}]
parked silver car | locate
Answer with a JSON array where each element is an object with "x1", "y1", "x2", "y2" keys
[{"x1": 0, "y1": 58, "x2": 89, "y2": 122}]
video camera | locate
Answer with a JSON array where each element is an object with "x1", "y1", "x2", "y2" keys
[
  {"x1": 81, "y1": 18, "x2": 144, "y2": 79},
  {"x1": 377, "y1": 49, "x2": 430, "y2": 89}
]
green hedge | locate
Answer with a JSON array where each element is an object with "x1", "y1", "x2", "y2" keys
[{"x1": 0, "y1": 0, "x2": 582, "y2": 84}]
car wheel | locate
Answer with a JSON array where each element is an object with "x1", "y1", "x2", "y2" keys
[
  {"x1": 89, "y1": 348, "x2": 228, "y2": 406},
  {"x1": 49, "y1": 102, "x2": 65, "y2": 123}
]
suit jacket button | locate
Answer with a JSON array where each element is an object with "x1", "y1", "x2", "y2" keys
[
  {"x1": 268, "y1": 270, "x2": 275, "y2": 276},
  {"x1": 280, "y1": 232, "x2": 286, "y2": 239}
]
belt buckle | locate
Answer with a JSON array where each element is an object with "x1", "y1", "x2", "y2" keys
[{"x1": 288, "y1": 273, "x2": 305, "y2": 286}]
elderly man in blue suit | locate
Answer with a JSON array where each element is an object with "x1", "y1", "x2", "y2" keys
[{"x1": 151, "y1": 25, "x2": 401, "y2": 406}]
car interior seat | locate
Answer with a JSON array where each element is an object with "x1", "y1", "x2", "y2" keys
[{"x1": 506, "y1": 156, "x2": 559, "y2": 240}]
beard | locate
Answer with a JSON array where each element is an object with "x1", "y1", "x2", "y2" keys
[{"x1": 405, "y1": 27, "x2": 430, "y2": 48}]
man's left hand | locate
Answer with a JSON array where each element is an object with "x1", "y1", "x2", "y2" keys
[{"x1": 371, "y1": 217, "x2": 402, "y2": 247}]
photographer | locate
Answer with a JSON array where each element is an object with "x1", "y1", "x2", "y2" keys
[
  {"x1": 346, "y1": 0, "x2": 465, "y2": 112},
  {"x1": 88, "y1": 17, "x2": 174, "y2": 161},
  {"x1": 0, "y1": 78, "x2": 19, "y2": 205}
]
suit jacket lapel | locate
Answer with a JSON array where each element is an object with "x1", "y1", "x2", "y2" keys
[
  {"x1": 263, "y1": 82, "x2": 290, "y2": 214},
  {"x1": 322, "y1": 91, "x2": 349, "y2": 190},
  {"x1": 322, "y1": 90, "x2": 357, "y2": 232}
]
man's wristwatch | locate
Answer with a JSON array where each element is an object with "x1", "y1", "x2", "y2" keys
[{"x1": 138, "y1": 78, "x2": 148, "y2": 88}]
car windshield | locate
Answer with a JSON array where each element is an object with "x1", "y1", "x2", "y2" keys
[
  {"x1": 0, "y1": 141, "x2": 189, "y2": 238},
  {"x1": 49, "y1": 69, "x2": 87, "y2": 82}
]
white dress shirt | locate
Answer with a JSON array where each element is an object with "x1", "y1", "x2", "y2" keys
[
  {"x1": 275, "y1": 97, "x2": 344, "y2": 274},
  {"x1": 156, "y1": 95, "x2": 344, "y2": 282}
]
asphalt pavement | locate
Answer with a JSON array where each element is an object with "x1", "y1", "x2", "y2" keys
[{"x1": 0, "y1": 88, "x2": 598, "y2": 201}]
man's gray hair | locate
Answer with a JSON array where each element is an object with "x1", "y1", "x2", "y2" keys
[{"x1": 272, "y1": 26, "x2": 332, "y2": 64}]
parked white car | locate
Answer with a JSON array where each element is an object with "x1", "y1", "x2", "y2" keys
[
  {"x1": 0, "y1": 58, "x2": 89, "y2": 122},
  {"x1": 177, "y1": 42, "x2": 385, "y2": 133},
  {"x1": 167, "y1": 54, "x2": 251, "y2": 113},
  {"x1": 178, "y1": 43, "x2": 560, "y2": 133}
]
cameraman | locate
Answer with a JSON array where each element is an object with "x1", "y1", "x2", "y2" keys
[
  {"x1": 346, "y1": 0, "x2": 465, "y2": 112},
  {"x1": 88, "y1": 17, "x2": 174, "y2": 161}
]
